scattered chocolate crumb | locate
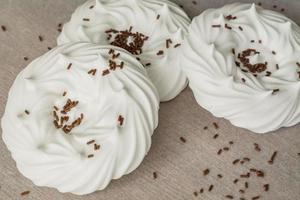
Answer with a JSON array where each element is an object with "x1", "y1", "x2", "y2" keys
[
  {"x1": 213, "y1": 122, "x2": 219, "y2": 129},
  {"x1": 20, "y1": 191, "x2": 30, "y2": 196},
  {"x1": 213, "y1": 134, "x2": 219, "y2": 139},
  {"x1": 208, "y1": 185, "x2": 214, "y2": 192},
  {"x1": 153, "y1": 172, "x2": 157, "y2": 179},
  {"x1": 217, "y1": 174, "x2": 223, "y2": 178},
  {"x1": 24, "y1": 110, "x2": 30, "y2": 115},
  {"x1": 180, "y1": 137, "x2": 186, "y2": 143},
  {"x1": 58, "y1": 23, "x2": 62, "y2": 28},
  {"x1": 83, "y1": 18, "x2": 90, "y2": 21},
  {"x1": 38, "y1": 35, "x2": 43, "y2": 42},
  {"x1": 87, "y1": 140, "x2": 95, "y2": 145},
  {"x1": 67, "y1": 63, "x2": 72, "y2": 70},
  {"x1": 225, "y1": 195, "x2": 234, "y2": 199},
  {"x1": 87, "y1": 154, "x2": 94, "y2": 158},
  {"x1": 203, "y1": 168, "x2": 210, "y2": 176},
  {"x1": 268, "y1": 151, "x2": 277, "y2": 164},
  {"x1": 1, "y1": 25, "x2": 6, "y2": 31},
  {"x1": 156, "y1": 14, "x2": 160, "y2": 20},
  {"x1": 263, "y1": 184, "x2": 269, "y2": 192},
  {"x1": 157, "y1": 50, "x2": 164, "y2": 55}
]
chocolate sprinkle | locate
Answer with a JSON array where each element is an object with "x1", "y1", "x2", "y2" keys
[
  {"x1": 20, "y1": 191, "x2": 30, "y2": 196},
  {"x1": 180, "y1": 137, "x2": 186, "y2": 143},
  {"x1": 225, "y1": 195, "x2": 234, "y2": 199},
  {"x1": 268, "y1": 151, "x2": 278, "y2": 164},
  {"x1": 213, "y1": 122, "x2": 219, "y2": 129},
  {"x1": 208, "y1": 185, "x2": 214, "y2": 192},
  {"x1": 1, "y1": 25, "x2": 6, "y2": 31},
  {"x1": 153, "y1": 172, "x2": 157, "y2": 179},
  {"x1": 263, "y1": 184, "x2": 269, "y2": 192},
  {"x1": 203, "y1": 168, "x2": 210, "y2": 176},
  {"x1": 83, "y1": 18, "x2": 90, "y2": 21},
  {"x1": 24, "y1": 110, "x2": 30, "y2": 115}
]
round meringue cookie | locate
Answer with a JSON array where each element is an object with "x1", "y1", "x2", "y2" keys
[
  {"x1": 1, "y1": 43, "x2": 159, "y2": 195},
  {"x1": 182, "y1": 3, "x2": 300, "y2": 133},
  {"x1": 57, "y1": 0, "x2": 191, "y2": 102}
]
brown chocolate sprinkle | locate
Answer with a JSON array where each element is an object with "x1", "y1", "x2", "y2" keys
[
  {"x1": 213, "y1": 134, "x2": 219, "y2": 139},
  {"x1": 166, "y1": 39, "x2": 172, "y2": 48},
  {"x1": 217, "y1": 149, "x2": 223, "y2": 155},
  {"x1": 156, "y1": 14, "x2": 160, "y2": 20},
  {"x1": 296, "y1": 62, "x2": 300, "y2": 68},
  {"x1": 57, "y1": 28, "x2": 62, "y2": 32},
  {"x1": 87, "y1": 69, "x2": 97, "y2": 76},
  {"x1": 193, "y1": 191, "x2": 198, "y2": 196},
  {"x1": 258, "y1": 2, "x2": 262, "y2": 6},
  {"x1": 48, "y1": 47, "x2": 52, "y2": 50},
  {"x1": 157, "y1": 50, "x2": 164, "y2": 55},
  {"x1": 192, "y1": 1, "x2": 197, "y2": 5},
  {"x1": 102, "y1": 69, "x2": 110, "y2": 76},
  {"x1": 232, "y1": 48, "x2": 236, "y2": 55},
  {"x1": 223, "y1": 147, "x2": 229, "y2": 151},
  {"x1": 238, "y1": 26, "x2": 243, "y2": 31},
  {"x1": 273, "y1": 5, "x2": 277, "y2": 8},
  {"x1": 62, "y1": 91, "x2": 67, "y2": 96},
  {"x1": 225, "y1": 23, "x2": 232, "y2": 30},
  {"x1": 225, "y1": 15, "x2": 237, "y2": 20},
  {"x1": 67, "y1": 63, "x2": 72, "y2": 70},
  {"x1": 212, "y1": 25, "x2": 221, "y2": 28},
  {"x1": 145, "y1": 63, "x2": 151, "y2": 67},
  {"x1": 252, "y1": 196, "x2": 260, "y2": 200},
  {"x1": 87, "y1": 154, "x2": 94, "y2": 158},
  {"x1": 233, "y1": 179, "x2": 239, "y2": 184},
  {"x1": 272, "y1": 51, "x2": 276, "y2": 55},
  {"x1": 180, "y1": 137, "x2": 186, "y2": 143},
  {"x1": 245, "y1": 181, "x2": 249, "y2": 188},
  {"x1": 251, "y1": 40, "x2": 255, "y2": 43},
  {"x1": 229, "y1": 141, "x2": 234, "y2": 145},
  {"x1": 203, "y1": 168, "x2": 210, "y2": 176},
  {"x1": 208, "y1": 185, "x2": 214, "y2": 192},
  {"x1": 254, "y1": 143, "x2": 261, "y2": 152},
  {"x1": 233, "y1": 159, "x2": 240, "y2": 165},
  {"x1": 268, "y1": 151, "x2": 277, "y2": 164},
  {"x1": 258, "y1": 40, "x2": 262, "y2": 44},
  {"x1": 1, "y1": 25, "x2": 6, "y2": 31},
  {"x1": 174, "y1": 43, "x2": 181, "y2": 48},
  {"x1": 217, "y1": 174, "x2": 223, "y2": 178},
  {"x1": 203, "y1": 126, "x2": 208, "y2": 130},
  {"x1": 24, "y1": 110, "x2": 30, "y2": 115},
  {"x1": 89, "y1": 5, "x2": 94, "y2": 9},
  {"x1": 276, "y1": 64, "x2": 279, "y2": 70},
  {"x1": 241, "y1": 78, "x2": 246, "y2": 83},
  {"x1": 256, "y1": 170, "x2": 264, "y2": 177},
  {"x1": 83, "y1": 18, "x2": 90, "y2": 21},
  {"x1": 20, "y1": 191, "x2": 30, "y2": 196},
  {"x1": 87, "y1": 140, "x2": 95, "y2": 145},
  {"x1": 153, "y1": 172, "x2": 157, "y2": 179},
  {"x1": 239, "y1": 189, "x2": 245, "y2": 194},
  {"x1": 272, "y1": 89, "x2": 280, "y2": 95},
  {"x1": 24, "y1": 57, "x2": 29, "y2": 61},
  {"x1": 240, "y1": 172, "x2": 250, "y2": 178},
  {"x1": 213, "y1": 122, "x2": 219, "y2": 129},
  {"x1": 263, "y1": 184, "x2": 269, "y2": 192},
  {"x1": 225, "y1": 195, "x2": 234, "y2": 199},
  {"x1": 94, "y1": 144, "x2": 100, "y2": 150},
  {"x1": 118, "y1": 115, "x2": 124, "y2": 126},
  {"x1": 38, "y1": 35, "x2": 43, "y2": 42},
  {"x1": 106, "y1": 27, "x2": 149, "y2": 55},
  {"x1": 281, "y1": 8, "x2": 285, "y2": 12},
  {"x1": 200, "y1": 188, "x2": 204, "y2": 193}
]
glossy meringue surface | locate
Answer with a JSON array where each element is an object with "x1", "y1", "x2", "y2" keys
[
  {"x1": 58, "y1": 0, "x2": 191, "y2": 102},
  {"x1": 182, "y1": 3, "x2": 300, "y2": 133},
  {"x1": 1, "y1": 43, "x2": 159, "y2": 195}
]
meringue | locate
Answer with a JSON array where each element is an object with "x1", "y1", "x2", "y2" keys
[
  {"x1": 182, "y1": 3, "x2": 300, "y2": 133},
  {"x1": 57, "y1": 0, "x2": 191, "y2": 102},
  {"x1": 1, "y1": 43, "x2": 159, "y2": 195}
]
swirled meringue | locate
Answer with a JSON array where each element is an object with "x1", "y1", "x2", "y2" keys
[
  {"x1": 57, "y1": 0, "x2": 191, "y2": 101},
  {"x1": 1, "y1": 43, "x2": 159, "y2": 195},
  {"x1": 182, "y1": 3, "x2": 300, "y2": 133}
]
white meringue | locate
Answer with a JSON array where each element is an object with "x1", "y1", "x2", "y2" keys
[
  {"x1": 57, "y1": 0, "x2": 191, "y2": 102},
  {"x1": 182, "y1": 3, "x2": 300, "y2": 133},
  {"x1": 1, "y1": 43, "x2": 159, "y2": 195}
]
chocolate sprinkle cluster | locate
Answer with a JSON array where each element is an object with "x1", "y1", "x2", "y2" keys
[
  {"x1": 105, "y1": 26, "x2": 149, "y2": 55},
  {"x1": 53, "y1": 99, "x2": 84, "y2": 134},
  {"x1": 236, "y1": 49, "x2": 267, "y2": 74}
]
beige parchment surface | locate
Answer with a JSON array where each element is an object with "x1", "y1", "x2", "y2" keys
[{"x1": 0, "y1": 0, "x2": 299, "y2": 200}]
